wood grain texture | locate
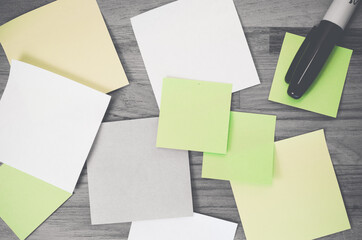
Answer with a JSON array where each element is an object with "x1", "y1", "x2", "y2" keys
[{"x1": 0, "y1": 0, "x2": 361, "y2": 239}]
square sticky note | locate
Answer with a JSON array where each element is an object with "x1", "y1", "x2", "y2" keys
[
  {"x1": 128, "y1": 213, "x2": 238, "y2": 240},
  {"x1": 231, "y1": 130, "x2": 350, "y2": 240},
  {"x1": 87, "y1": 118, "x2": 193, "y2": 224},
  {"x1": 0, "y1": 164, "x2": 71, "y2": 240},
  {"x1": 0, "y1": 60, "x2": 110, "y2": 193},
  {"x1": 203, "y1": 111, "x2": 276, "y2": 184},
  {"x1": 157, "y1": 78, "x2": 232, "y2": 154},
  {"x1": 131, "y1": 0, "x2": 259, "y2": 106},
  {"x1": 269, "y1": 32, "x2": 353, "y2": 118},
  {"x1": 0, "y1": 0, "x2": 128, "y2": 93}
]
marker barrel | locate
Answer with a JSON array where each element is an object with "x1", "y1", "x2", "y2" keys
[{"x1": 323, "y1": 0, "x2": 360, "y2": 30}]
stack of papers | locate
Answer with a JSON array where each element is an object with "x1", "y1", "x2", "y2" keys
[
  {"x1": 0, "y1": 60, "x2": 110, "y2": 240},
  {"x1": 0, "y1": 0, "x2": 129, "y2": 235},
  {"x1": 0, "y1": 0, "x2": 355, "y2": 239},
  {"x1": 155, "y1": 77, "x2": 277, "y2": 182},
  {"x1": 129, "y1": 2, "x2": 351, "y2": 239}
]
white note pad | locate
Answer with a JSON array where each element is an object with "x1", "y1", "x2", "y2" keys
[
  {"x1": 131, "y1": 0, "x2": 259, "y2": 106},
  {"x1": 0, "y1": 60, "x2": 110, "y2": 193},
  {"x1": 86, "y1": 118, "x2": 193, "y2": 224},
  {"x1": 128, "y1": 213, "x2": 238, "y2": 240}
]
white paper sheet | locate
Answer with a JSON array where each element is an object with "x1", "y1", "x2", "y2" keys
[
  {"x1": 0, "y1": 60, "x2": 110, "y2": 193},
  {"x1": 128, "y1": 213, "x2": 238, "y2": 240},
  {"x1": 86, "y1": 118, "x2": 193, "y2": 224},
  {"x1": 131, "y1": 0, "x2": 260, "y2": 107}
]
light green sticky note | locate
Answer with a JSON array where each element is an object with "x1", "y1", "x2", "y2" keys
[
  {"x1": 269, "y1": 32, "x2": 353, "y2": 118},
  {"x1": 0, "y1": 164, "x2": 71, "y2": 240},
  {"x1": 202, "y1": 111, "x2": 276, "y2": 184},
  {"x1": 231, "y1": 130, "x2": 351, "y2": 240},
  {"x1": 157, "y1": 78, "x2": 232, "y2": 153}
]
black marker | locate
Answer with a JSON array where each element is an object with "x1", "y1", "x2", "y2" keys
[{"x1": 285, "y1": 0, "x2": 360, "y2": 99}]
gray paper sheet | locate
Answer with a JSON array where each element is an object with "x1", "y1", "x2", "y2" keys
[{"x1": 86, "y1": 118, "x2": 193, "y2": 225}]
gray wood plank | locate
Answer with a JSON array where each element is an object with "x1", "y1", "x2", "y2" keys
[
  {"x1": 0, "y1": 0, "x2": 362, "y2": 239},
  {"x1": 269, "y1": 28, "x2": 362, "y2": 54},
  {"x1": 234, "y1": 0, "x2": 362, "y2": 28},
  {"x1": 1, "y1": 0, "x2": 361, "y2": 28}
]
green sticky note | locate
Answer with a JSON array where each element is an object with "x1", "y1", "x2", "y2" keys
[
  {"x1": 231, "y1": 130, "x2": 350, "y2": 240},
  {"x1": 202, "y1": 111, "x2": 276, "y2": 184},
  {"x1": 157, "y1": 78, "x2": 232, "y2": 153},
  {"x1": 269, "y1": 32, "x2": 353, "y2": 118},
  {"x1": 0, "y1": 164, "x2": 71, "y2": 240}
]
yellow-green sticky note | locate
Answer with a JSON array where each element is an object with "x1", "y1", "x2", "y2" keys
[
  {"x1": 202, "y1": 111, "x2": 276, "y2": 184},
  {"x1": 0, "y1": 164, "x2": 71, "y2": 240},
  {"x1": 231, "y1": 130, "x2": 350, "y2": 240},
  {"x1": 0, "y1": 0, "x2": 128, "y2": 93},
  {"x1": 157, "y1": 78, "x2": 232, "y2": 154},
  {"x1": 269, "y1": 32, "x2": 353, "y2": 118}
]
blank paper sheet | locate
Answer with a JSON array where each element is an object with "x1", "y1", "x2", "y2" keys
[
  {"x1": 128, "y1": 213, "x2": 238, "y2": 240},
  {"x1": 0, "y1": 60, "x2": 110, "y2": 193},
  {"x1": 131, "y1": 0, "x2": 259, "y2": 106},
  {"x1": 87, "y1": 118, "x2": 193, "y2": 224}
]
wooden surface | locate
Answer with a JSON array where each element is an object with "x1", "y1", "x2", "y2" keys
[{"x1": 0, "y1": 0, "x2": 362, "y2": 239}]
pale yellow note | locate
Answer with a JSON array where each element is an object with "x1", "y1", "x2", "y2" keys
[
  {"x1": 0, "y1": 0, "x2": 128, "y2": 93},
  {"x1": 231, "y1": 130, "x2": 350, "y2": 240}
]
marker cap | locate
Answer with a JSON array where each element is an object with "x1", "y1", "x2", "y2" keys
[{"x1": 323, "y1": 0, "x2": 359, "y2": 30}]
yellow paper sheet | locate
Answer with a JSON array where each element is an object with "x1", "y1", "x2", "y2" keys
[
  {"x1": 0, "y1": 0, "x2": 128, "y2": 93},
  {"x1": 231, "y1": 130, "x2": 350, "y2": 240}
]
